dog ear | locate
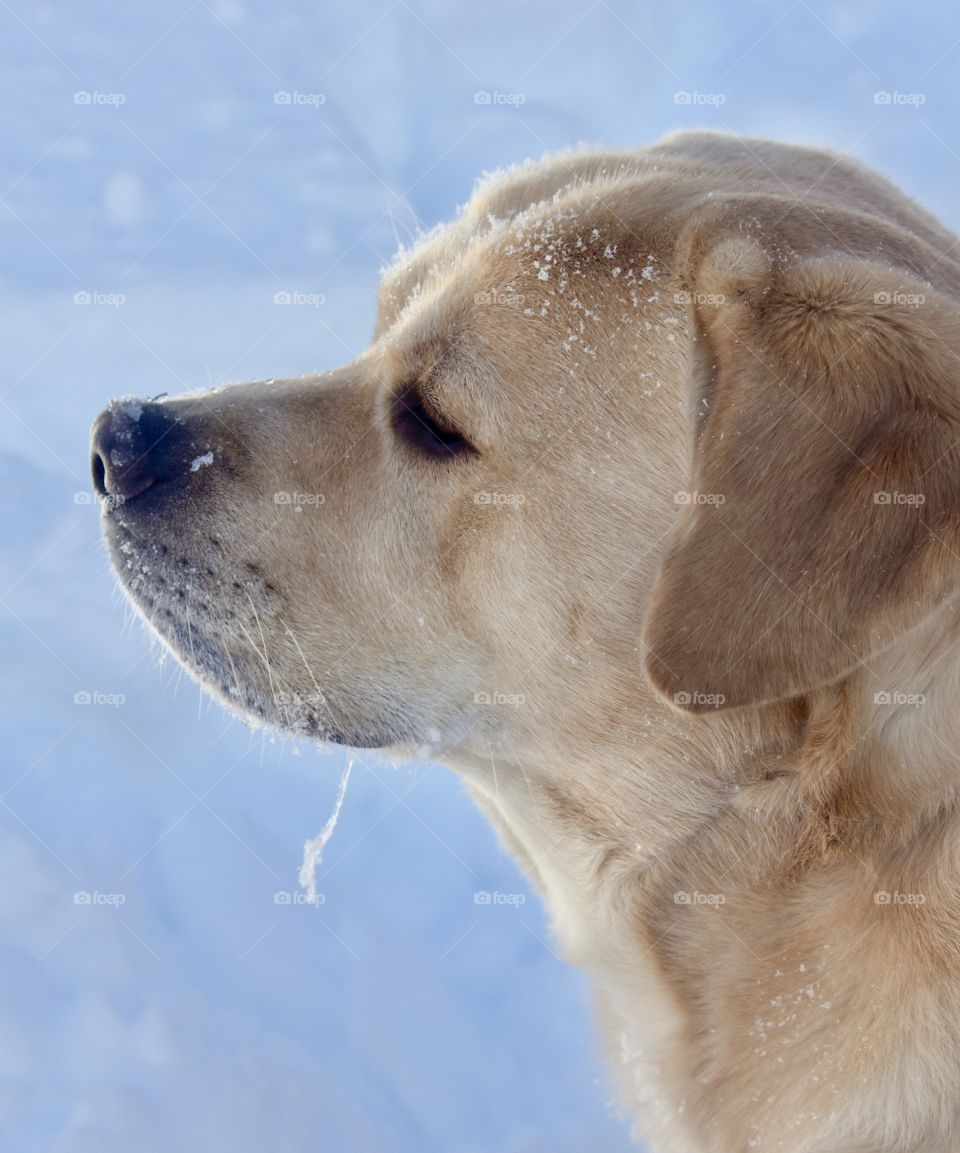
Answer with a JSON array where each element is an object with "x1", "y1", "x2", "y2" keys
[{"x1": 642, "y1": 238, "x2": 960, "y2": 713}]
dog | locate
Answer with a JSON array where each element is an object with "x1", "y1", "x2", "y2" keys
[{"x1": 91, "y1": 131, "x2": 960, "y2": 1152}]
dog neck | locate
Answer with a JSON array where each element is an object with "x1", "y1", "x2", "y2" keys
[
  {"x1": 457, "y1": 597, "x2": 960, "y2": 928},
  {"x1": 449, "y1": 599, "x2": 960, "y2": 1140}
]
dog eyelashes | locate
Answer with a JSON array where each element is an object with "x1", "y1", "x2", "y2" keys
[{"x1": 390, "y1": 384, "x2": 475, "y2": 460}]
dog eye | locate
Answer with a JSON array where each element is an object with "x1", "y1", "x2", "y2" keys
[{"x1": 391, "y1": 385, "x2": 474, "y2": 460}]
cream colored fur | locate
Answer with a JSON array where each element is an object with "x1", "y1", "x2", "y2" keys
[{"x1": 96, "y1": 132, "x2": 960, "y2": 1153}]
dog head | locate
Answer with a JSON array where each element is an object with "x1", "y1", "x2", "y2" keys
[{"x1": 91, "y1": 137, "x2": 960, "y2": 765}]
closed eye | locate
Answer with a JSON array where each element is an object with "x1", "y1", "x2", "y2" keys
[{"x1": 390, "y1": 384, "x2": 475, "y2": 460}]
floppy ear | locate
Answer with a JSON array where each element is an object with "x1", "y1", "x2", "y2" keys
[{"x1": 643, "y1": 238, "x2": 960, "y2": 713}]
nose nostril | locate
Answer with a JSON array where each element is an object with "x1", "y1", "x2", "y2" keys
[
  {"x1": 91, "y1": 451, "x2": 107, "y2": 498},
  {"x1": 91, "y1": 398, "x2": 185, "y2": 504}
]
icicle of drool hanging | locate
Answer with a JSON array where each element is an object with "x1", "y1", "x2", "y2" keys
[{"x1": 298, "y1": 758, "x2": 354, "y2": 905}]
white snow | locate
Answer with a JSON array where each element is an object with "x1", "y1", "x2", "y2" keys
[{"x1": 189, "y1": 451, "x2": 214, "y2": 472}]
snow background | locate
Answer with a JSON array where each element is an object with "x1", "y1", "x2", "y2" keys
[{"x1": 2, "y1": 2, "x2": 959, "y2": 1150}]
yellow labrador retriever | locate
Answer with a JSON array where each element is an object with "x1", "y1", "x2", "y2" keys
[{"x1": 91, "y1": 131, "x2": 960, "y2": 1153}]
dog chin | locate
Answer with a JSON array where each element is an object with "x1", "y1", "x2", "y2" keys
[{"x1": 101, "y1": 510, "x2": 440, "y2": 753}]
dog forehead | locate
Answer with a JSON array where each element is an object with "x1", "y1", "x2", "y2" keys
[
  {"x1": 375, "y1": 217, "x2": 525, "y2": 340},
  {"x1": 377, "y1": 193, "x2": 658, "y2": 357},
  {"x1": 376, "y1": 154, "x2": 651, "y2": 338}
]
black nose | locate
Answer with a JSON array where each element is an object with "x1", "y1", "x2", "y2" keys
[{"x1": 90, "y1": 399, "x2": 184, "y2": 502}]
